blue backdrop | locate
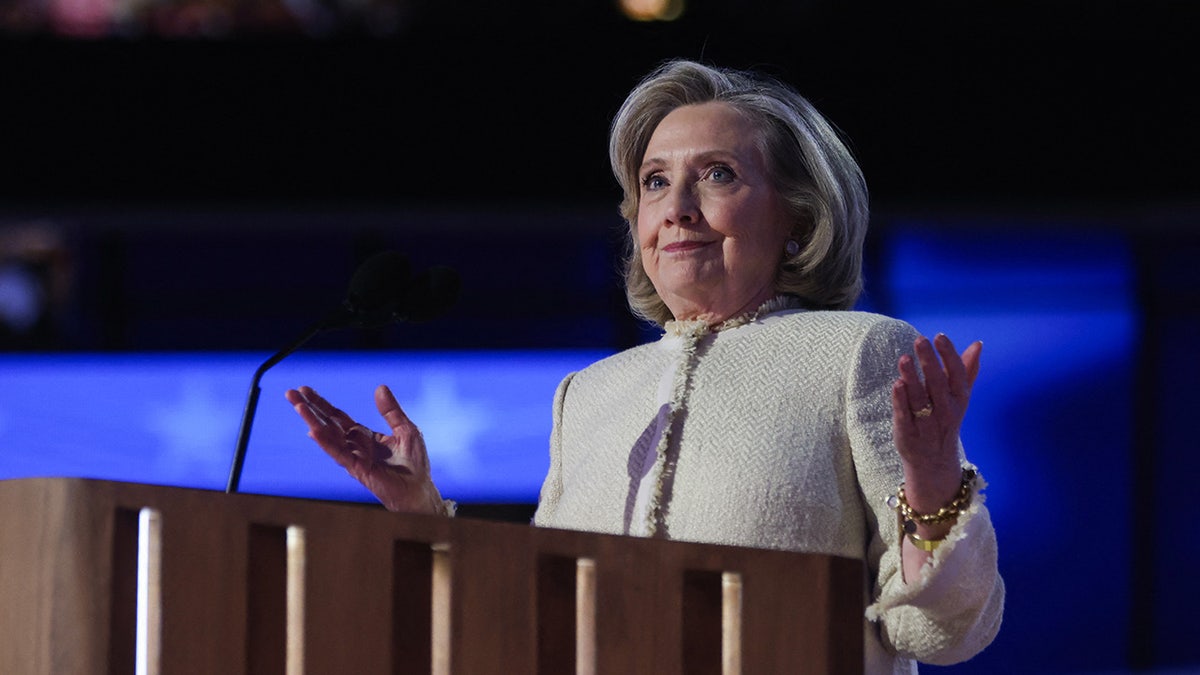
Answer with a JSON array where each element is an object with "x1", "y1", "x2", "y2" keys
[{"x1": 1, "y1": 222, "x2": 1193, "y2": 674}]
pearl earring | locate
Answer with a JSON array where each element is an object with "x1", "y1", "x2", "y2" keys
[{"x1": 785, "y1": 240, "x2": 800, "y2": 256}]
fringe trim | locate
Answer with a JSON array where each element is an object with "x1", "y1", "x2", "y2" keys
[
  {"x1": 644, "y1": 328, "x2": 700, "y2": 537},
  {"x1": 865, "y1": 467, "x2": 988, "y2": 622},
  {"x1": 663, "y1": 294, "x2": 803, "y2": 337},
  {"x1": 645, "y1": 294, "x2": 804, "y2": 537}
]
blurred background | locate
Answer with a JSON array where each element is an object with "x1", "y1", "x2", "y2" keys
[{"x1": 1, "y1": 1, "x2": 1197, "y2": 673}]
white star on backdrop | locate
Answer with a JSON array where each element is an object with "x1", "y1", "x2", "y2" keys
[
  {"x1": 144, "y1": 375, "x2": 241, "y2": 484},
  {"x1": 401, "y1": 370, "x2": 494, "y2": 484}
]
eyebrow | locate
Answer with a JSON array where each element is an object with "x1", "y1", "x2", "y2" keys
[{"x1": 638, "y1": 149, "x2": 738, "y2": 174}]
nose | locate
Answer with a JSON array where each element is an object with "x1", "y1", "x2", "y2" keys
[{"x1": 665, "y1": 185, "x2": 699, "y2": 225}]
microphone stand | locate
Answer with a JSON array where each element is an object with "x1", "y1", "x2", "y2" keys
[
  {"x1": 223, "y1": 253, "x2": 458, "y2": 495},
  {"x1": 225, "y1": 309, "x2": 347, "y2": 494}
]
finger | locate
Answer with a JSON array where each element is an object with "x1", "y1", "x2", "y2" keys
[
  {"x1": 297, "y1": 386, "x2": 358, "y2": 434},
  {"x1": 286, "y1": 388, "x2": 330, "y2": 427},
  {"x1": 343, "y1": 423, "x2": 374, "y2": 448},
  {"x1": 289, "y1": 396, "x2": 327, "y2": 432},
  {"x1": 343, "y1": 423, "x2": 392, "y2": 464},
  {"x1": 374, "y1": 385, "x2": 429, "y2": 474},
  {"x1": 962, "y1": 341, "x2": 983, "y2": 390},
  {"x1": 375, "y1": 384, "x2": 417, "y2": 435},
  {"x1": 934, "y1": 333, "x2": 969, "y2": 397},
  {"x1": 296, "y1": 405, "x2": 361, "y2": 470},
  {"x1": 897, "y1": 352, "x2": 930, "y2": 414},
  {"x1": 915, "y1": 336, "x2": 951, "y2": 409},
  {"x1": 287, "y1": 388, "x2": 373, "y2": 468},
  {"x1": 892, "y1": 379, "x2": 918, "y2": 435},
  {"x1": 287, "y1": 389, "x2": 344, "y2": 443},
  {"x1": 293, "y1": 387, "x2": 333, "y2": 427}
]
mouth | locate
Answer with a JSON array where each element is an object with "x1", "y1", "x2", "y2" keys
[{"x1": 662, "y1": 240, "x2": 717, "y2": 254}]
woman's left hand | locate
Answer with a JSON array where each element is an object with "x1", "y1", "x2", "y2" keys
[{"x1": 891, "y1": 333, "x2": 982, "y2": 512}]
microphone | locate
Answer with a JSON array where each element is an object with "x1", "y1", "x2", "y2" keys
[
  {"x1": 324, "y1": 250, "x2": 412, "y2": 329},
  {"x1": 401, "y1": 265, "x2": 462, "y2": 322},
  {"x1": 224, "y1": 251, "x2": 460, "y2": 494}
]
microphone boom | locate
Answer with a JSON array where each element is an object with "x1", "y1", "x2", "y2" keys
[{"x1": 224, "y1": 251, "x2": 459, "y2": 494}]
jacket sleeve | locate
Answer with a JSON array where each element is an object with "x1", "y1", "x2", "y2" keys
[
  {"x1": 846, "y1": 318, "x2": 1005, "y2": 665},
  {"x1": 532, "y1": 371, "x2": 575, "y2": 527}
]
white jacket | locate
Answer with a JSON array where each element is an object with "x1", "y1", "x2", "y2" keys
[{"x1": 534, "y1": 307, "x2": 1004, "y2": 673}]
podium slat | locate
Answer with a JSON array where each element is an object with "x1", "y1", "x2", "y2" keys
[{"x1": 0, "y1": 478, "x2": 863, "y2": 675}]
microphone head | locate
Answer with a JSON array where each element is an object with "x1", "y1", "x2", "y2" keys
[
  {"x1": 343, "y1": 250, "x2": 411, "y2": 328},
  {"x1": 326, "y1": 250, "x2": 460, "y2": 329},
  {"x1": 401, "y1": 266, "x2": 462, "y2": 322}
]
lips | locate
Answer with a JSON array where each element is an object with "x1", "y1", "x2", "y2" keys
[{"x1": 662, "y1": 240, "x2": 716, "y2": 253}]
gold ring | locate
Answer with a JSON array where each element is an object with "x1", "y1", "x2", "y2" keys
[{"x1": 913, "y1": 404, "x2": 934, "y2": 418}]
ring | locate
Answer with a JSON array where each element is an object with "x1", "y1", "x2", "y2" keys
[
  {"x1": 345, "y1": 424, "x2": 371, "y2": 439},
  {"x1": 913, "y1": 404, "x2": 934, "y2": 418}
]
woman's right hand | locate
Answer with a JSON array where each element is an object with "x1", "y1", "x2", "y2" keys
[{"x1": 285, "y1": 384, "x2": 448, "y2": 514}]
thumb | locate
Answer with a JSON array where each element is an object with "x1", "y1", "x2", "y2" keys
[
  {"x1": 375, "y1": 384, "x2": 416, "y2": 435},
  {"x1": 963, "y1": 341, "x2": 983, "y2": 389}
]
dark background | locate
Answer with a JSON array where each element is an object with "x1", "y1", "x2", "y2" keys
[
  {"x1": 2, "y1": 1, "x2": 1198, "y2": 673},
  {"x1": 2, "y1": 1, "x2": 1198, "y2": 210},
  {"x1": 2, "y1": 0, "x2": 1197, "y2": 355}
]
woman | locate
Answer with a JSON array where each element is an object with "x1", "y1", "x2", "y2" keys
[{"x1": 287, "y1": 59, "x2": 1003, "y2": 672}]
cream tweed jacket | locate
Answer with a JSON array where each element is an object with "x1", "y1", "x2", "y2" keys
[{"x1": 533, "y1": 307, "x2": 1004, "y2": 673}]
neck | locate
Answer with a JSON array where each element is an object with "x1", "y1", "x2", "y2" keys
[
  {"x1": 665, "y1": 293, "x2": 801, "y2": 337},
  {"x1": 668, "y1": 286, "x2": 780, "y2": 327}
]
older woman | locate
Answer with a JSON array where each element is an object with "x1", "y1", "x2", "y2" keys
[{"x1": 287, "y1": 59, "x2": 1003, "y2": 672}]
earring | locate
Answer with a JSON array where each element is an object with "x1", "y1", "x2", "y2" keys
[{"x1": 785, "y1": 239, "x2": 800, "y2": 256}]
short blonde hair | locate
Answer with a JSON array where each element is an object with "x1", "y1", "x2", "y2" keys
[{"x1": 609, "y1": 59, "x2": 870, "y2": 325}]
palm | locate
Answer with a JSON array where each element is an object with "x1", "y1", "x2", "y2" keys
[
  {"x1": 286, "y1": 385, "x2": 443, "y2": 514},
  {"x1": 890, "y1": 334, "x2": 982, "y2": 509}
]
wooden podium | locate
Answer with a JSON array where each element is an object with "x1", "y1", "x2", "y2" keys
[{"x1": 0, "y1": 478, "x2": 863, "y2": 674}]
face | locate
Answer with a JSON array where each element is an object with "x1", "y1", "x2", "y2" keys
[{"x1": 636, "y1": 102, "x2": 792, "y2": 324}]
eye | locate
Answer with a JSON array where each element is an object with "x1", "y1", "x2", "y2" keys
[
  {"x1": 705, "y1": 165, "x2": 736, "y2": 183},
  {"x1": 641, "y1": 172, "x2": 668, "y2": 192}
]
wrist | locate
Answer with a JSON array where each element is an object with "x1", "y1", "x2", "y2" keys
[
  {"x1": 380, "y1": 479, "x2": 446, "y2": 515},
  {"x1": 425, "y1": 482, "x2": 455, "y2": 517},
  {"x1": 901, "y1": 463, "x2": 965, "y2": 512},
  {"x1": 888, "y1": 467, "x2": 977, "y2": 552},
  {"x1": 911, "y1": 520, "x2": 953, "y2": 541}
]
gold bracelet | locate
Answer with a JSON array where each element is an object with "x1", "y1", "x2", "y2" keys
[
  {"x1": 905, "y1": 531, "x2": 943, "y2": 552},
  {"x1": 887, "y1": 467, "x2": 977, "y2": 550},
  {"x1": 887, "y1": 467, "x2": 976, "y2": 524}
]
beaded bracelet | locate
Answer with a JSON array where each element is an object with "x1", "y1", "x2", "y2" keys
[{"x1": 887, "y1": 467, "x2": 977, "y2": 550}]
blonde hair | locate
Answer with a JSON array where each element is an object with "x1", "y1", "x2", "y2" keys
[{"x1": 609, "y1": 59, "x2": 870, "y2": 325}]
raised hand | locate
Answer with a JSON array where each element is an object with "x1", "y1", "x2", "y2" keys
[
  {"x1": 285, "y1": 384, "x2": 448, "y2": 514},
  {"x1": 890, "y1": 333, "x2": 982, "y2": 513}
]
